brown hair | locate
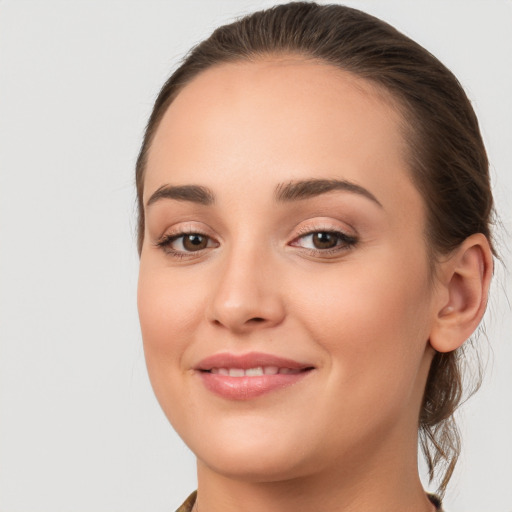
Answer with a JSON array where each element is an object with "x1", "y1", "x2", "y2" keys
[{"x1": 135, "y1": 1, "x2": 494, "y2": 495}]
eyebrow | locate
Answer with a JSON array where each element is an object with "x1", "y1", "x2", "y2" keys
[
  {"x1": 275, "y1": 179, "x2": 383, "y2": 207},
  {"x1": 146, "y1": 184, "x2": 215, "y2": 207},
  {"x1": 146, "y1": 178, "x2": 382, "y2": 209}
]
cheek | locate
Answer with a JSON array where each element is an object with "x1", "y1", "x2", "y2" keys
[
  {"x1": 293, "y1": 248, "x2": 433, "y2": 386},
  {"x1": 137, "y1": 265, "x2": 207, "y2": 379},
  {"x1": 138, "y1": 264, "x2": 202, "y2": 336},
  {"x1": 137, "y1": 263, "x2": 211, "y2": 430},
  {"x1": 295, "y1": 261, "x2": 433, "y2": 446}
]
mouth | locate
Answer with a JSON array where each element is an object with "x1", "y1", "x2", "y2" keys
[
  {"x1": 207, "y1": 366, "x2": 308, "y2": 376},
  {"x1": 194, "y1": 352, "x2": 315, "y2": 400}
]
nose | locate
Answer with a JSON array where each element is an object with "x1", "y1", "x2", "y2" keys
[{"x1": 206, "y1": 244, "x2": 286, "y2": 334}]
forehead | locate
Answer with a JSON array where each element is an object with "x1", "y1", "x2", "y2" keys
[{"x1": 145, "y1": 57, "x2": 421, "y2": 219}]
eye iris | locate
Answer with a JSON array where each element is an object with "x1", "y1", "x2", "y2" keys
[
  {"x1": 312, "y1": 232, "x2": 338, "y2": 249},
  {"x1": 183, "y1": 234, "x2": 208, "y2": 251}
]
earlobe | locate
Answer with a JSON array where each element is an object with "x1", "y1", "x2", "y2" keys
[{"x1": 429, "y1": 233, "x2": 493, "y2": 353}]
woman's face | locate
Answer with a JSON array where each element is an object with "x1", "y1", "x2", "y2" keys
[{"x1": 138, "y1": 58, "x2": 439, "y2": 481}]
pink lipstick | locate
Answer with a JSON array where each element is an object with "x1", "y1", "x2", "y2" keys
[{"x1": 195, "y1": 352, "x2": 314, "y2": 400}]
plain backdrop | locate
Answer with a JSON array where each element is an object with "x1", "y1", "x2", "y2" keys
[{"x1": 0, "y1": 1, "x2": 511, "y2": 511}]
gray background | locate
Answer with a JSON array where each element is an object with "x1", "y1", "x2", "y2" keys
[{"x1": 0, "y1": 1, "x2": 510, "y2": 511}]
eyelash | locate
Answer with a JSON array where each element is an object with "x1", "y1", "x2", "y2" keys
[
  {"x1": 155, "y1": 227, "x2": 358, "y2": 259},
  {"x1": 155, "y1": 230, "x2": 217, "y2": 259},
  {"x1": 290, "y1": 226, "x2": 358, "y2": 256}
]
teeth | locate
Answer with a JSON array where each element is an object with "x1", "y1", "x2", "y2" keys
[
  {"x1": 278, "y1": 368, "x2": 301, "y2": 374},
  {"x1": 245, "y1": 367, "x2": 264, "y2": 376},
  {"x1": 209, "y1": 366, "x2": 300, "y2": 377}
]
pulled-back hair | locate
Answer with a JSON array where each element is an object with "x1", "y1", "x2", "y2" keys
[{"x1": 135, "y1": 1, "x2": 494, "y2": 495}]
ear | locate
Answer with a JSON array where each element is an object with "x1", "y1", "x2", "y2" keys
[{"x1": 429, "y1": 233, "x2": 493, "y2": 353}]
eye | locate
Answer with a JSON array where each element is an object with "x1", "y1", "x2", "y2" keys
[
  {"x1": 156, "y1": 232, "x2": 218, "y2": 255},
  {"x1": 291, "y1": 230, "x2": 357, "y2": 253},
  {"x1": 304, "y1": 232, "x2": 339, "y2": 250},
  {"x1": 178, "y1": 233, "x2": 210, "y2": 251}
]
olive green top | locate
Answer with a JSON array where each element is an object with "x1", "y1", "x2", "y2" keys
[
  {"x1": 176, "y1": 491, "x2": 197, "y2": 512},
  {"x1": 175, "y1": 490, "x2": 444, "y2": 511}
]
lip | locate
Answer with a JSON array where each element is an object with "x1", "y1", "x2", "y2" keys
[{"x1": 194, "y1": 351, "x2": 315, "y2": 400}]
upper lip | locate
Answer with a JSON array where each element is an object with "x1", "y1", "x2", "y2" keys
[{"x1": 194, "y1": 351, "x2": 314, "y2": 371}]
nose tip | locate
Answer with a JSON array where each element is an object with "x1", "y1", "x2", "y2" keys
[
  {"x1": 210, "y1": 296, "x2": 285, "y2": 333},
  {"x1": 207, "y1": 257, "x2": 285, "y2": 333}
]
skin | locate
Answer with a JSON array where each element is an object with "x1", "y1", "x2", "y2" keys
[{"x1": 138, "y1": 58, "x2": 491, "y2": 511}]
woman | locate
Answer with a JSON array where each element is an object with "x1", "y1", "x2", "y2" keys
[{"x1": 135, "y1": 3, "x2": 494, "y2": 511}]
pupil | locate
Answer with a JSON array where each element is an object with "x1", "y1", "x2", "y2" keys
[
  {"x1": 313, "y1": 232, "x2": 337, "y2": 249},
  {"x1": 184, "y1": 234, "x2": 207, "y2": 251},
  {"x1": 189, "y1": 235, "x2": 202, "y2": 245}
]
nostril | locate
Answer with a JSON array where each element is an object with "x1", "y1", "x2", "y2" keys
[{"x1": 211, "y1": 316, "x2": 266, "y2": 328}]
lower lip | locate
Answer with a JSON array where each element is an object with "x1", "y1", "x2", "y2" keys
[{"x1": 198, "y1": 371, "x2": 312, "y2": 400}]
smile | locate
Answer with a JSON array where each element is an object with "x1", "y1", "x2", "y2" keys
[
  {"x1": 195, "y1": 352, "x2": 315, "y2": 400},
  {"x1": 208, "y1": 366, "x2": 304, "y2": 376}
]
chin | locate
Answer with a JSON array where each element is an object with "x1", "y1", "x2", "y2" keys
[
  {"x1": 198, "y1": 445, "x2": 310, "y2": 483},
  {"x1": 179, "y1": 417, "x2": 319, "y2": 482}
]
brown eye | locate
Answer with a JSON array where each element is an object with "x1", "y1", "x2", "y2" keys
[
  {"x1": 311, "y1": 232, "x2": 338, "y2": 249},
  {"x1": 156, "y1": 232, "x2": 217, "y2": 255},
  {"x1": 291, "y1": 229, "x2": 358, "y2": 255},
  {"x1": 182, "y1": 234, "x2": 209, "y2": 251}
]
